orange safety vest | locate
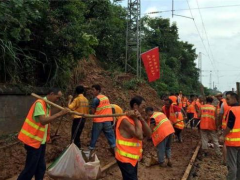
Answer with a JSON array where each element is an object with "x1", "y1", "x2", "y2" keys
[
  {"x1": 182, "y1": 97, "x2": 188, "y2": 108},
  {"x1": 222, "y1": 100, "x2": 231, "y2": 129},
  {"x1": 169, "y1": 95, "x2": 177, "y2": 105},
  {"x1": 200, "y1": 104, "x2": 216, "y2": 130},
  {"x1": 94, "y1": 94, "x2": 113, "y2": 123},
  {"x1": 150, "y1": 112, "x2": 175, "y2": 146},
  {"x1": 186, "y1": 101, "x2": 196, "y2": 114},
  {"x1": 225, "y1": 106, "x2": 240, "y2": 147},
  {"x1": 162, "y1": 105, "x2": 184, "y2": 130},
  {"x1": 18, "y1": 99, "x2": 50, "y2": 148},
  {"x1": 115, "y1": 116, "x2": 143, "y2": 166}
]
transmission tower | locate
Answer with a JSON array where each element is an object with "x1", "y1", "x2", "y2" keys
[
  {"x1": 125, "y1": 0, "x2": 141, "y2": 77},
  {"x1": 198, "y1": 52, "x2": 202, "y2": 84}
]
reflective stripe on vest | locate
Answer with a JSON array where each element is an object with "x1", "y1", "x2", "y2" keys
[
  {"x1": 225, "y1": 137, "x2": 240, "y2": 142},
  {"x1": 153, "y1": 118, "x2": 168, "y2": 132},
  {"x1": 116, "y1": 148, "x2": 140, "y2": 160},
  {"x1": 225, "y1": 106, "x2": 240, "y2": 146},
  {"x1": 116, "y1": 140, "x2": 141, "y2": 147},
  {"x1": 25, "y1": 118, "x2": 45, "y2": 132},
  {"x1": 20, "y1": 129, "x2": 43, "y2": 142},
  {"x1": 230, "y1": 129, "x2": 240, "y2": 133},
  {"x1": 96, "y1": 105, "x2": 112, "y2": 111},
  {"x1": 201, "y1": 107, "x2": 215, "y2": 110},
  {"x1": 201, "y1": 114, "x2": 215, "y2": 119}
]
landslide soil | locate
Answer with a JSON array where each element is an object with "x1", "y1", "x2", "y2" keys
[{"x1": 1, "y1": 57, "x2": 201, "y2": 180}]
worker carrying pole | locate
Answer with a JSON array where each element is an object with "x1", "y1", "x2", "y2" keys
[
  {"x1": 115, "y1": 96, "x2": 151, "y2": 180},
  {"x1": 17, "y1": 88, "x2": 70, "y2": 180}
]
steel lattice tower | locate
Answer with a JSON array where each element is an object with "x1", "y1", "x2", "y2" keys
[{"x1": 125, "y1": 0, "x2": 141, "y2": 77}]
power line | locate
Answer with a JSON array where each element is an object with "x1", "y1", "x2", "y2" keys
[
  {"x1": 146, "y1": 4, "x2": 240, "y2": 14},
  {"x1": 185, "y1": 0, "x2": 218, "y2": 75},
  {"x1": 195, "y1": 0, "x2": 220, "y2": 86}
]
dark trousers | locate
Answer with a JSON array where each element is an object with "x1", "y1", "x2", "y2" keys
[
  {"x1": 187, "y1": 113, "x2": 194, "y2": 128},
  {"x1": 18, "y1": 144, "x2": 46, "y2": 180},
  {"x1": 174, "y1": 128, "x2": 182, "y2": 142},
  {"x1": 117, "y1": 160, "x2": 138, "y2": 180},
  {"x1": 71, "y1": 118, "x2": 86, "y2": 148}
]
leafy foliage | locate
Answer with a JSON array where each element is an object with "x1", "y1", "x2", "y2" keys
[{"x1": 0, "y1": 0, "x2": 202, "y2": 95}]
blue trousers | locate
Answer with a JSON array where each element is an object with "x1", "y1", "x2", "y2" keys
[
  {"x1": 89, "y1": 121, "x2": 116, "y2": 149},
  {"x1": 156, "y1": 134, "x2": 173, "y2": 164},
  {"x1": 18, "y1": 144, "x2": 46, "y2": 180}
]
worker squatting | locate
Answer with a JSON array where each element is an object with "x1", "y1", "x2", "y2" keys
[{"x1": 17, "y1": 86, "x2": 240, "y2": 180}]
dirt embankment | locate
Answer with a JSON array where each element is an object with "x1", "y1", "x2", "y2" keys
[{"x1": 1, "y1": 56, "x2": 163, "y2": 180}]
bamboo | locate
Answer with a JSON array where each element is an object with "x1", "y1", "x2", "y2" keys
[
  {"x1": 101, "y1": 160, "x2": 117, "y2": 172},
  {"x1": 31, "y1": 93, "x2": 126, "y2": 118},
  {"x1": 181, "y1": 141, "x2": 201, "y2": 180}
]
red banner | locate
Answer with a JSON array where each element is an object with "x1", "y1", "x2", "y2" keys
[{"x1": 141, "y1": 47, "x2": 160, "y2": 82}]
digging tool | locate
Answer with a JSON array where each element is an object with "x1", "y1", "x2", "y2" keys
[
  {"x1": 51, "y1": 99, "x2": 67, "y2": 141},
  {"x1": 195, "y1": 120, "x2": 201, "y2": 127},
  {"x1": 185, "y1": 118, "x2": 194, "y2": 128},
  {"x1": 31, "y1": 93, "x2": 126, "y2": 118}
]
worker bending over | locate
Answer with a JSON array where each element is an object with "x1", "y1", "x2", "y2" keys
[
  {"x1": 146, "y1": 107, "x2": 175, "y2": 167},
  {"x1": 162, "y1": 98, "x2": 185, "y2": 142}
]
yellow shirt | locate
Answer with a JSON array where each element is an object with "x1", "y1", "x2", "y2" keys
[
  {"x1": 68, "y1": 94, "x2": 89, "y2": 118},
  {"x1": 111, "y1": 104, "x2": 123, "y2": 120}
]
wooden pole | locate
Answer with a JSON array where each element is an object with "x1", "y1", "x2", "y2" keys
[
  {"x1": 181, "y1": 141, "x2": 201, "y2": 180},
  {"x1": 31, "y1": 93, "x2": 126, "y2": 118},
  {"x1": 101, "y1": 160, "x2": 117, "y2": 172}
]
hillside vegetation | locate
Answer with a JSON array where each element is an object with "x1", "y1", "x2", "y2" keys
[{"x1": 0, "y1": 0, "x2": 202, "y2": 95}]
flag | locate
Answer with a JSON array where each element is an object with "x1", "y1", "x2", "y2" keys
[{"x1": 141, "y1": 47, "x2": 160, "y2": 82}]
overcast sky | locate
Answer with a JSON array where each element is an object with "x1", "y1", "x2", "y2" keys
[{"x1": 116, "y1": 0, "x2": 240, "y2": 92}]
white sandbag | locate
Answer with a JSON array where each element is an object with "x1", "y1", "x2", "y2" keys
[
  {"x1": 47, "y1": 143, "x2": 87, "y2": 180},
  {"x1": 84, "y1": 154, "x2": 101, "y2": 180}
]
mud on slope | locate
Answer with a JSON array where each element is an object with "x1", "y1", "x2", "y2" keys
[{"x1": 1, "y1": 56, "x2": 163, "y2": 179}]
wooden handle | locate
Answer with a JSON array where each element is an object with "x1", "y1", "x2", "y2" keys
[{"x1": 31, "y1": 93, "x2": 126, "y2": 118}]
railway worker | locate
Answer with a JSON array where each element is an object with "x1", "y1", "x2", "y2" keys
[
  {"x1": 169, "y1": 92, "x2": 177, "y2": 105},
  {"x1": 217, "y1": 92, "x2": 231, "y2": 165},
  {"x1": 146, "y1": 107, "x2": 175, "y2": 167},
  {"x1": 89, "y1": 84, "x2": 116, "y2": 155},
  {"x1": 195, "y1": 96, "x2": 204, "y2": 130},
  {"x1": 186, "y1": 95, "x2": 198, "y2": 128},
  {"x1": 17, "y1": 88, "x2": 70, "y2": 180},
  {"x1": 115, "y1": 96, "x2": 151, "y2": 180},
  {"x1": 68, "y1": 85, "x2": 89, "y2": 149},
  {"x1": 198, "y1": 96, "x2": 221, "y2": 156},
  {"x1": 220, "y1": 92, "x2": 240, "y2": 180},
  {"x1": 162, "y1": 98, "x2": 185, "y2": 143},
  {"x1": 182, "y1": 94, "x2": 188, "y2": 111}
]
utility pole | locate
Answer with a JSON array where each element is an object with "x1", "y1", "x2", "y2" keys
[
  {"x1": 198, "y1": 52, "x2": 202, "y2": 84},
  {"x1": 237, "y1": 82, "x2": 240, "y2": 101},
  {"x1": 209, "y1": 71, "x2": 212, "y2": 89},
  {"x1": 125, "y1": 0, "x2": 141, "y2": 78}
]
